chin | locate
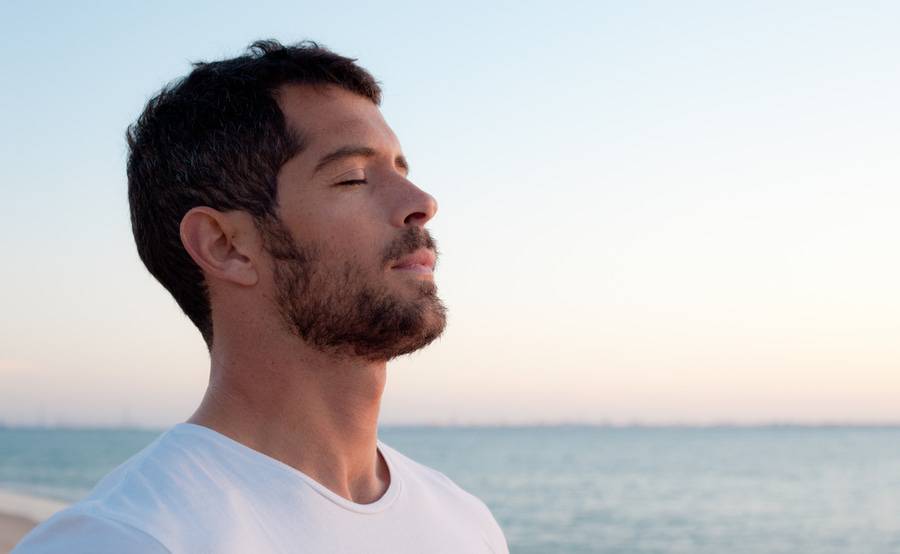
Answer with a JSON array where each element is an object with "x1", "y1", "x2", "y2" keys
[{"x1": 364, "y1": 298, "x2": 447, "y2": 362}]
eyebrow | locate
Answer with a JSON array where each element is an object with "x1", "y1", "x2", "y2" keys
[{"x1": 312, "y1": 145, "x2": 409, "y2": 175}]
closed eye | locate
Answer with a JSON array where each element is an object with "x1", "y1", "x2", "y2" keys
[{"x1": 337, "y1": 179, "x2": 368, "y2": 186}]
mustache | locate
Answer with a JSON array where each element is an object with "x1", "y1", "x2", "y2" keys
[{"x1": 383, "y1": 227, "x2": 438, "y2": 266}]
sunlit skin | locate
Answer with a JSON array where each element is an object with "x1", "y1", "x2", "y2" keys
[{"x1": 179, "y1": 84, "x2": 439, "y2": 504}]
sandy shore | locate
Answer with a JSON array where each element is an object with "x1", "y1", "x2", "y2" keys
[
  {"x1": 0, "y1": 490, "x2": 68, "y2": 553},
  {"x1": 0, "y1": 512, "x2": 36, "y2": 553}
]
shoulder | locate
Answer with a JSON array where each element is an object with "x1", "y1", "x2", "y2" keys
[
  {"x1": 13, "y1": 507, "x2": 169, "y2": 553},
  {"x1": 378, "y1": 441, "x2": 509, "y2": 553},
  {"x1": 379, "y1": 441, "x2": 485, "y2": 508},
  {"x1": 79, "y1": 425, "x2": 230, "y2": 521},
  {"x1": 17, "y1": 425, "x2": 242, "y2": 553}
]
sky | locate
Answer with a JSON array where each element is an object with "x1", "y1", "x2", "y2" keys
[{"x1": 1, "y1": 1, "x2": 898, "y2": 426}]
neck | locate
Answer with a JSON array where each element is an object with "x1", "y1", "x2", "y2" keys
[{"x1": 188, "y1": 328, "x2": 390, "y2": 504}]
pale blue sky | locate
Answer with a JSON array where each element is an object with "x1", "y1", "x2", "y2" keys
[{"x1": 2, "y1": 1, "x2": 899, "y2": 426}]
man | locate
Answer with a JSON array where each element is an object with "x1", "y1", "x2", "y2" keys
[{"x1": 15, "y1": 40, "x2": 509, "y2": 553}]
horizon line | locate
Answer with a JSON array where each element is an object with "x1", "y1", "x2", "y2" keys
[{"x1": 5, "y1": 420, "x2": 900, "y2": 431}]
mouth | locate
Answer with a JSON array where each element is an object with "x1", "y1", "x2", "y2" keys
[{"x1": 390, "y1": 248, "x2": 437, "y2": 274}]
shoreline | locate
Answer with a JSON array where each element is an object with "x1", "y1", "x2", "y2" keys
[
  {"x1": 0, "y1": 490, "x2": 68, "y2": 553},
  {"x1": 0, "y1": 512, "x2": 35, "y2": 554}
]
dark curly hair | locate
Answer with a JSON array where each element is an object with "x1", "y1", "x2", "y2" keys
[{"x1": 126, "y1": 39, "x2": 382, "y2": 349}]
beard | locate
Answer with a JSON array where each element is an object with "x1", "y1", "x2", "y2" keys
[{"x1": 256, "y1": 217, "x2": 447, "y2": 362}]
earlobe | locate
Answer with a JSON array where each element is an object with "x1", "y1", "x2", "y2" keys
[{"x1": 180, "y1": 207, "x2": 259, "y2": 287}]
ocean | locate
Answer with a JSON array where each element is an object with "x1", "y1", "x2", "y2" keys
[{"x1": 2, "y1": 425, "x2": 900, "y2": 553}]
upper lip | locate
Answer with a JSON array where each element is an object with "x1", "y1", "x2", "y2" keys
[{"x1": 391, "y1": 248, "x2": 436, "y2": 270}]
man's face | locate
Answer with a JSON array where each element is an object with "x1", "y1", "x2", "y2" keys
[{"x1": 261, "y1": 84, "x2": 446, "y2": 361}]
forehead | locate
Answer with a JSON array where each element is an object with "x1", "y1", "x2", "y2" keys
[{"x1": 276, "y1": 84, "x2": 400, "y2": 157}]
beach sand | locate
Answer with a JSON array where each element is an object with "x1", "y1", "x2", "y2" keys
[
  {"x1": 0, "y1": 491, "x2": 68, "y2": 553},
  {"x1": 0, "y1": 512, "x2": 35, "y2": 553}
]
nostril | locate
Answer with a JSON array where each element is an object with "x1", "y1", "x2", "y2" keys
[{"x1": 404, "y1": 212, "x2": 429, "y2": 225}]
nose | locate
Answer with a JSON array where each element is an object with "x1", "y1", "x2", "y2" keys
[{"x1": 394, "y1": 179, "x2": 438, "y2": 228}]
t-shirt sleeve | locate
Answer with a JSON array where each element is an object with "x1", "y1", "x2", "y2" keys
[
  {"x1": 427, "y1": 466, "x2": 511, "y2": 554},
  {"x1": 13, "y1": 509, "x2": 170, "y2": 554},
  {"x1": 473, "y1": 497, "x2": 510, "y2": 554}
]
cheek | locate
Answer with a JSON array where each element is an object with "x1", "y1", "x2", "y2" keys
[
  {"x1": 316, "y1": 218, "x2": 387, "y2": 269},
  {"x1": 322, "y1": 198, "x2": 388, "y2": 243},
  {"x1": 287, "y1": 191, "x2": 391, "y2": 267}
]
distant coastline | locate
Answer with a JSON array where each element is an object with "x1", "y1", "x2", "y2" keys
[{"x1": 3, "y1": 421, "x2": 900, "y2": 430}]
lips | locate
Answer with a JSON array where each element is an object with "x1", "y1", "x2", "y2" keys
[{"x1": 391, "y1": 248, "x2": 436, "y2": 271}]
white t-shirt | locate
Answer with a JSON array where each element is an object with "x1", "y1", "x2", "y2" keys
[{"x1": 14, "y1": 423, "x2": 509, "y2": 553}]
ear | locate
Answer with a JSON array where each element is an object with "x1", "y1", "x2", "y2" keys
[{"x1": 179, "y1": 207, "x2": 260, "y2": 287}]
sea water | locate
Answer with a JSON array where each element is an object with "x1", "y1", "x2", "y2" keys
[{"x1": 2, "y1": 425, "x2": 900, "y2": 553}]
